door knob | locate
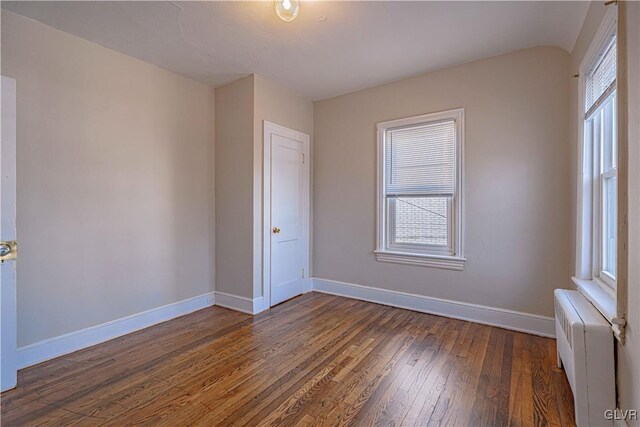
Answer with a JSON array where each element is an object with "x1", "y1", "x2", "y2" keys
[
  {"x1": 272, "y1": 227, "x2": 281, "y2": 234},
  {"x1": 0, "y1": 243, "x2": 10, "y2": 257},
  {"x1": 0, "y1": 240, "x2": 17, "y2": 262}
]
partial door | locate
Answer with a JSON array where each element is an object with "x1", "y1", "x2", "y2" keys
[
  {"x1": 265, "y1": 123, "x2": 309, "y2": 307},
  {"x1": 1, "y1": 76, "x2": 18, "y2": 391}
]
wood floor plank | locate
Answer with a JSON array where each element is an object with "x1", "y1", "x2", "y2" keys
[
  {"x1": 508, "y1": 333, "x2": 525, "y2": 427},
  {"x1": 426, "y1": 322, "x2": 492, "y2": 427},
  {"x1": 410, "y1": 320, "x2": 475, "y2": 426},
  {"x1": 400, "y1": 320, "x2": 462, "y2": 425},
  {"x1": 530, "y1": 336, "x2": 563, "y2": 427},
  {"x1": 369, "y1": 318, "x2": 447, "y2": 426},
  {"x1": 347, "y1": 314, "x2": 435, "y2": 426},
  {"x1": 0, "y1": 293, "x2": 575, "y2": 427},
  {"x1": 461, "y1": 327, "x2": 506, "y2": 427},
  {"x1": 521, "y1": 333, "x2": 537, "y2": 426}
]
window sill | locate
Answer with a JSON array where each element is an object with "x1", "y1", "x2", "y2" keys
[
  {"x1": 374, "y1": 250, "x2": 465, "y2": 271},
  {"x1": 572, "y1": 277, "x2": 615, "y2": 323}
]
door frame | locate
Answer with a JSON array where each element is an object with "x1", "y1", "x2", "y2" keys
[
  {"x1": 262, "y1": 121, "x2": 310, "y2": 308},
  {"x1": 1, "y1": 76, "x2": 18, "y2": 391}
]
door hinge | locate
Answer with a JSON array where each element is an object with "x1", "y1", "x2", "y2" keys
[
  {"x1": 301, "y1": 153, "x2": 305, "y2": 164},
  {"x1": 301, "y1": 267, "x2": 305, "y2": 278}
]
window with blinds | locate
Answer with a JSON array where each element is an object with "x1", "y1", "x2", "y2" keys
[
  {"x1": 583, "y1": 31, "x2": 617, "y2": 289},
  {"x1": 585, "y1": 36, "x2": 616, "y2": 117},
  {"x1": 385, "y1": 120, "x2": 455, "y2": 197},
  {"x1": 377, "y1": 109, "x2": 464, "y2": 264}
]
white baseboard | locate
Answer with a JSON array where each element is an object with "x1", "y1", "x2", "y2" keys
[
  {"x1": 17, "y1": 292, "x2": 215, "y2": 369},
  {"x1": 215, "y1": 279, "x2": 312, "y2": 315},
  {"x1": 311, "y1": 278, "x2": 555, "y2": 338},
  {"x1": 214, "y1": 291, "x2": 264, "y2": 315},
  {"x1": 17, "y1": 278, "x2": 554, "y2": 370},
  {"x1": 253, "y1": 296, "x2": 266, "y2": 314}
]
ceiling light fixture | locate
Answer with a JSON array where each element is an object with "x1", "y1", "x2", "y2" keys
[{"x1": 275, "y1": 0, "x2": 299, "y2": 22}]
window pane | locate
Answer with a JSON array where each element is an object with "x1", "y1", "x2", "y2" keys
[
  {"x1": 603, "y1": 175, "x2": 617, "y2": 277},
  {"x1": 601, "y1": 95, "x2": 615, "y2": 172},
  {"x1": 612, "y1": 94, "x2": 617, "y2": 168},
  {"x1": 392, "y1": 196, "x2": 449, "y2": 246}
]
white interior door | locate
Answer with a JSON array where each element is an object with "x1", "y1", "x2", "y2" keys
[
  {"x1": 1, "y1": 76, "x2": 18, "y2": 392},
  {"x1": 264, "y1": 122, "x2": 309, "y2": 307}
]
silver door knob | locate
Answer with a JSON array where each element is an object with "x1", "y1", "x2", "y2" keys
[{"x1": 0, "y1": 243, "x2": 10, "y2": 257}]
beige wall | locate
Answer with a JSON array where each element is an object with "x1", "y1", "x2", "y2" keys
[
  {"x1": 215, "y1": 75, "x2": 255, "y2": 299},
  {"x1": 1, "y1": 11, "x2": 215, "y2": 347},
  {"x1": 313, "y1": 46, "x2": 571, "y2": 318},
  {"x1": 253, "y1": 75, "x2": 313, "y2": 298},
  {"x1": 215, "y1": 74, "x2": 313, "y2": 301}
]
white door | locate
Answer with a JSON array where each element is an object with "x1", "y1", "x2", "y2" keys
[
  {"x1": 264, "y1": 122, "x2": 309, "y2": 307},
  {"x1": 1, "y1": 76, "x2": 18, "y2": 391}
]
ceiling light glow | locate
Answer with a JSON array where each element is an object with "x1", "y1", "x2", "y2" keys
[{"x1": 275, "y1": 0, "x2": 299, "y2": 22}]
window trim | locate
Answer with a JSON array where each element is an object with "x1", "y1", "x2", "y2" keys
[
  {"x1": 375, "y1": 108, "x2": 465, "y2": 270},
  {"x1": 574, "y1": 6, "x2": 617, "y2": 324}
]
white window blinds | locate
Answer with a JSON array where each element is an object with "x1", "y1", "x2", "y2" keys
[
  {"x1": 585, "y1": 37, "x2": 616, "y2": 116},
  {"x1": 385, "y1": 120, "x2": 456, "y2": 196}
]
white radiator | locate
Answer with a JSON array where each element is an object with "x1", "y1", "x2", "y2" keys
[{"x1": 554, "y1": 289, "x2": 615, "y2": 427}]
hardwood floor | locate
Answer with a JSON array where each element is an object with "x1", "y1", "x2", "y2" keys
[{"x1": 1, "y1": 293, "x2": 575, "y2": 426}]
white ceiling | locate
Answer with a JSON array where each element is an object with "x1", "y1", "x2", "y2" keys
[{"x1": 2, "y1": 1, "x2": 589, "y2": 101}]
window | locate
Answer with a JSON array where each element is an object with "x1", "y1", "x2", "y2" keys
[
  {"x1": 574, "y1": 7, "x2": 618, "y2": 326},
  {"x1": 376, "y1": 108, "x2": 464, "y2": 270},
  {"x1": 586, "y1": 34, "x2": 617, "y2": 291}
]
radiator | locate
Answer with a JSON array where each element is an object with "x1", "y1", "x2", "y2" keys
[{"x1": 554, "y1": 289, "x2": 615, "y2": 427}]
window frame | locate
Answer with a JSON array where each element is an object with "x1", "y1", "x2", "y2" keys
[
  {"x1": 574, "y1": 6, "x2": 618, "y2": 323},
  {"x1": 587, "y1": 91, "x2": 617, "y2": 291},
  {"x1": 375, "y1": 108, "x2": 465, "y2": 270}
]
